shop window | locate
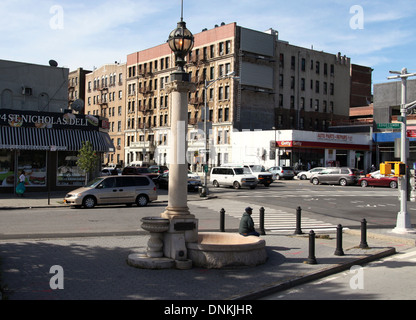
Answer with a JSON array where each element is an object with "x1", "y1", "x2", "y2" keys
[
  {"x1": 18, "y1": 151, "x2": 47, "y2": 187},
  {"x1": 57, "y1": 152, "x2": 86, "y2": 186},
  {"x1": 0, "y1": 150, "x2": 15, "y2": 187}
]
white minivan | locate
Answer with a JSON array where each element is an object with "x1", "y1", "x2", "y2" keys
[{"x1": 210, "y1": 167, "x2": 257, "y2": 189}]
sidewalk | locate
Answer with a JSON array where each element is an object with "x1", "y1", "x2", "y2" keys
[{"x1": 1, "y1": 192, "x2": 415, "y2": 301}]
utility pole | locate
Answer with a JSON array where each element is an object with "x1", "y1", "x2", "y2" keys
[{"x1": 388, "y1": 68, "x2": 416, "y2": 234}]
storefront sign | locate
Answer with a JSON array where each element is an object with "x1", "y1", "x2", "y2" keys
[
  {"x1": 316, "y1": 133, "x2": 353, "y2": 142},
  {"x1": 0, "y1": 109, "x2": 100, "y2": 131}
]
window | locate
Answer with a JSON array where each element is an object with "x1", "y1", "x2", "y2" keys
[
  {"x1": 224, "y1": 108, "x2": 229, "y2": 121},
  {"x1": 279, "y1": 54, "x2": 284, "y2": 68},
  {"x1": 291, "y1": 56, "x2": 296, "y2": 70},
  {"x1": 226, "y1": 40, "x2": 231, "y2": 54}
]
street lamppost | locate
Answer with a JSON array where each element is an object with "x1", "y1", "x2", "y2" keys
[
  {"x1": 160, "y1": 2, "x2": 198, "y2": 264},
  {"x1": 201, "y1": 71, "x2": 239, "y2": 196},
  {"x1": 387, "y1": 68, "x2": 416, "y2": 234}
]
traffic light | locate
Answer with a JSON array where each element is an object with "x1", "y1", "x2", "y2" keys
[
  {"x1": 395, "y1": 162, "x2": 406, "y2": 176},
  {"x1": 380, "y1": 163, "x2": 391, "y2": 175}
]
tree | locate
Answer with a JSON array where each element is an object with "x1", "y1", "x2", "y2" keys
[{"x1": 77, "y1": 141, "x2": 99, "y2": 185}]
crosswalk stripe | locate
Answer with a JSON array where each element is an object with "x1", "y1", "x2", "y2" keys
[{"x1": 199, "y1": 198, "x2": 337, "y2": 232}]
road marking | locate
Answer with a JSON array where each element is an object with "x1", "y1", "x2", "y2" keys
[{"x1": 199, "y1": 198, "x2": 337, "y2": 232}]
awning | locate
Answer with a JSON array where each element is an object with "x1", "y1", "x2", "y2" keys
[{"x1": 0, "y1": 126, "x2": 114, "y2": 152}]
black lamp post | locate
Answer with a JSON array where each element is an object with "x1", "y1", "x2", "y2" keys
[{"x1": 167, "y1": 4, "x2": 194, "y2": 80}]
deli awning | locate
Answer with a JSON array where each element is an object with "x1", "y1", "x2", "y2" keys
[{"x1": 0, "y1": 126, "x2": 114, "y2": 152}]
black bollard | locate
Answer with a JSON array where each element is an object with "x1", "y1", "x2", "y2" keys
[
  {"x1": 220, "y1": 208, "x2": 225, "y2": 232},
  {"x1": 334, "y1": 224, "x2": 344, "y2": 256},
  {"x1": 359, "y1": 218, "x2": 369, "y2": 249},
  {"x1": 294, "y1": 206, "x2": 303, "y2": 235},
  {"x1": 306, "y1": 230, "x2": 317, "y2": 264},
  {"x1": 259, "y1": 207, "x2": 266, "y2": 235}
]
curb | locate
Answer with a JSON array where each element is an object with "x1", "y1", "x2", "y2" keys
[
  {"x1": 344, "y1": 229, "x2": 416, "y2": 246},
  {"x1": 232, "y1": 246, "x2": 396, "y2": 300}
]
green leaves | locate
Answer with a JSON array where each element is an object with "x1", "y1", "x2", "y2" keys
[{"x1": 76, "y1": 141, "x2": 98, "y2": 175}]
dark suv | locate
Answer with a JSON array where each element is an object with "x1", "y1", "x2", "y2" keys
[
  {"x1": 122, "y1": 166, "x2": 159, "y2": 181},
  {"x1": 310, "y1": 167, "x2": 359, "y2": 186}
]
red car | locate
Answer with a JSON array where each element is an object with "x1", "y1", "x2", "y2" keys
[{"x1": 358, "y1": 176, "x2": 398, "y2": 188}]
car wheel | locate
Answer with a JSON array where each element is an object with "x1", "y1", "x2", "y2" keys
[
  {"x1": 390, "y1": 181, "x2": 398, "y2": 189},
  {"x1": 300, "y1": 174, "x2": 307, "y2": 180},
  {"x1": 213, "y1": 180, "x2": 220, "y2": 188},
  {"x1": 264, "y1": 183, "x2": 270, "y2": 187},
  {"x1": 360, "y1": 180, "x2": 368, "y2": 187},
  {"x1": 312, "y1": 178, "x2": 319, "y2": 185},
  {"x1": 233, "y1": 181, "x2": 241, "y2": 189},
  {"x1": 339, "y1": 178, "x2": 347, "y2": 186},
  {"x1": 82, "y1": 196, "x2": 96, "y2": 209},
  {"x1": 136, "y1": 194, "x2": 149, "y2": 207}
]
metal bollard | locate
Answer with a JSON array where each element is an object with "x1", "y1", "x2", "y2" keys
[
  {"x1": 259, "y1": 207, "x2": 266, "y2": 235},
  {"x1": 306, "y1": 230, "x2": 317, "y2": 264},
  {"x1": 334, "y1": 224, "x2": 344, "y2": 256},
  {"x1": 294, "y1": 206, "x2": 303, "y2": 235},
  {"x1": 359, "y1": 218, "x2": 369, "y2": 249},
  {"x1": 220, "y1": 208, "x2": 225, "y2": 232}
]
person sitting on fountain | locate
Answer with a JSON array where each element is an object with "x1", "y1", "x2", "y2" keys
[{"x1": 239, "y1": 207, "x2": 260, "y2": 237}]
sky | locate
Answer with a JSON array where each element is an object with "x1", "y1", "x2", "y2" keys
[{"x1": 1, "y1": 0, "x2": 415, "y2": 86}]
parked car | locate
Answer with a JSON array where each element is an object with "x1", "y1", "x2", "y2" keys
[
  {"x1": 101, "y1": 167, "x2": 119, "y2": 176},
  {"x1": 153, "y1": 171, "x2": 202, "y2": 191},
  {"x1": 366, "y1": 169, "x2": 394, "y2": 178},
  {"x1": 296, "y1": 167, "x2": 326, "y2": 180},
  {"x1": 63, "y1": 175, "x2": 157, "y2": 209},
  {"x1": 122, "y1": 166, "x2": 159, "y2": 181},
  {"x1": 310, "y1": 167, "x2": 360, "y2": 186},
  {"x1": 242, "y1": 165, "x2": 273, "y2": 187},
  {"x1": 210, "y1": 167, "x2": 257, "y2": 189},
  {"x1": 268, "y1": 166, "x2": 295, "y2": 180},
  {"x1": 358, "y1": 175, "x2": 398, "y2": 188},
  {"x1": 148, "y1": 165, "x2": 169, "y2": 174}
]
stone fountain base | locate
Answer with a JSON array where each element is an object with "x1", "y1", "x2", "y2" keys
[
  {"x1": 127, "y1": 218, "x2": 268, "y2": 270},
  {"x1": 187, "y1": 232, "x2": 267, "y2": 269}
]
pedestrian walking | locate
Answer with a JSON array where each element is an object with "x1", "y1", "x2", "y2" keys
[
  {"x1": 16, "y1": 170, "x2": 26, "y2": 197},
  {"x1": 239, "y1": 207, "x2": 260, "y2": 237}
]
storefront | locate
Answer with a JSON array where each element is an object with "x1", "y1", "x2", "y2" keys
[
  {"x1": 277, "y1": 131, "x2": 372, "y2": 171},
  {"x1": 231, "y1": 129, "x2": 372, "y2": 172},
  {"x1": 0, "y1": 109, "x2": 114, "y2": 193}
]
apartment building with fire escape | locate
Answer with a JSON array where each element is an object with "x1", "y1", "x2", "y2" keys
[
  {"x1": 122, "y1": 22, "x2": 359, "y2": 168},
  {"x1": 84, "y1": 62, "x2": 127, "y2": 167}
]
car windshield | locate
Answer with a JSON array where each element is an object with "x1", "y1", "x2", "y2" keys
[
  {"x1": 137, "y1": 168, "x2": 151, "y2": 173},
  {"x1": 234, "y1": 168, "x2": 245, "y2": 175},
  {"x1": 86, "y1": 177, "x2": 105, "y2": 188},
  {"x1": 250, "y1": 165, "x2": 265, "y2": 172},
  {"x1": 243, "y1": 167, "x2": 251, "y2": 174}
]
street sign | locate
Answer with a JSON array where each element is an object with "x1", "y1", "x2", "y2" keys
[
  {"x1": 377, "y1": 123, "x2": 401, "y2": 129},
  {"x1": 407, "y1": 130, "x2": 416, "y2": 138}
]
